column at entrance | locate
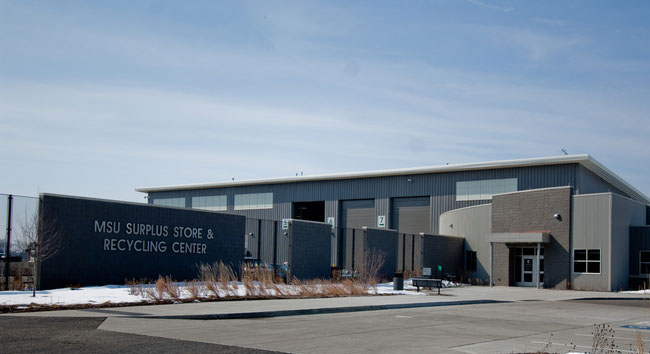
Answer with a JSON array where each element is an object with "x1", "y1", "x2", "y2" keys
[{"x1": 536, "y1": 243, "x2": 541, "y2": 289}]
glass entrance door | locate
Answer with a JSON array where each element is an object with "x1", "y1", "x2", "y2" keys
[
  {"x1": 521, "y1": 256, "x2": 535, "y2": 286},
  {"x1": 514, "y1": 247, "x2": 544, "y2": 286}
]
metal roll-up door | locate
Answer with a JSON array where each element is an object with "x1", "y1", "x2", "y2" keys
[
  {"x1": 390, "y1": 197, "x2": 430, "y2": 235},
  {"x1": 341, "y1": 199, "x2": 375, "y2": 229}
]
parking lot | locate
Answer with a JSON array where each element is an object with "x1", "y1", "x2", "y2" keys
[
  {"x1": 3, "y1": 287, "x2": 649, "y2": 354},
  {"x1": 95, "y1": 298, "x2": 649, "y2": 353}
]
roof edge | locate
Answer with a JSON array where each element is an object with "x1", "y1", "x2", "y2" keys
[
  {"x1": 579, "y1": 156, "x2": 650, "y2": 204},
  {"x1": 134, "y1": 154, "x2": 650, "y2": 204},
  {"x1": 137, "y1": 155, "x2": 590, "y2": 193}
]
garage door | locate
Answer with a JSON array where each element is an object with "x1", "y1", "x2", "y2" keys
[
  {"x1": 390, "y1": 197, "x2": 430, "y2": 234},
  {"x1": 341, "y1": 199, "x2": 376, "y2": 229}
]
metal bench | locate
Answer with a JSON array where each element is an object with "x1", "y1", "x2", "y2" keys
[{"x1": 411, "y1": 277, "x2": 443, "y2": 294}]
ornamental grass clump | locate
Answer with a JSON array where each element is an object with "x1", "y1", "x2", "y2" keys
[
  {"x1": 162, "y1": 276, "x2": 181, "y2": 301},
  {"x1": 144, "y1": 276, "x2": 167, "y2": 301}
]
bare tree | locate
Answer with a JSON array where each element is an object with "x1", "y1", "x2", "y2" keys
[
  {"x1": 18, "y1": 211, "x2": 63, "y2": 296},
  {"x1": 357, "y1": 248, "x2": 386, "y2": 288}
]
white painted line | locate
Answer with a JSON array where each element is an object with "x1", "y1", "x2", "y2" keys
[
  {"x1": 395, "y1": 315, "x2": 413, "y2": 318},
  {"x1": 531, "y1": 341, "x2": 637, "y2": 353}
]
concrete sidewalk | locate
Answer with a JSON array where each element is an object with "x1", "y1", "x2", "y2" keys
[{"x1": 6, "y1": 286, "x2": 647, "y2": 319}]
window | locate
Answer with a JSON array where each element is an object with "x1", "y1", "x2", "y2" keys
[
  {"x1": 465, "y1": 251, "x2": 477, "y2": 272},
  {"x1": 573, "y1": 249, "x2": 600, "y2": 274},
  {"x1": 152, "y1": 197, "x2": 185, "y2": 208},
  {"x1": 234, "y1": 192, "x2": 273, "y2": 210},
  {"x1": 192, "y1": 195, "x2": 227, "y2": 211},
  {"x1": 640, "y1": 251, "x2": 650, "y2": 274},
  {"x1": 456, "y1": 178, "x2": 517, "y2": 201}
]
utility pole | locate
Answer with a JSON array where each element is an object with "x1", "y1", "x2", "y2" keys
[{"x1": 4, "y1": 195, "x2": 13, "y2": 290}]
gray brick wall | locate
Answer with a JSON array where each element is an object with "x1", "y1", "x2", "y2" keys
[
  {"x1": 397, "y1": 233, "x2": 421, "y2": 272},
  {"x1": 422, "y1": 234, "x2": 464, "y2": 276},
  {"x1": 491, "y1": 243, "x2": 510, "y2": 286},
  {"x1": 288, "y1": 220, "x2": 332, "y2": 280},
  {"x1": 492, "y1": 187, "x2": 572, "y2": 289},
  {"x1": 364, "y1": 228, "x2": 399, "y2": 280}
]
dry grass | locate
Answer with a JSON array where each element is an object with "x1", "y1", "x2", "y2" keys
[
  {"x1": 635, "y1": 331, "x2": 645, "y2": 354},
  {"x1": 130, "y1": 260, "x2": 380, "y2": 304},
  {"x1": 162, "y1": 276, "x2": 181, "y2": 300},
  {"x1": 269, "y1": 282, "x2": 289, "y2": 296},
  {"x1": 358, "y1": 248, "x2": 386, "y2": 286},
  {"x1": 144, "y1": 276, "x2": 166, "y2": 301},
  {"x1": 186, "y1": 280, "x2": 201, "y2": 300},
  {"x1": 293, "y1": 278, "x2": 318, "y2": 297},
  {"x1": 126, "y1": 278, "x2": 147, "y2": 296},
  {"x1": 320, "y1": 281, "x2": 349, "y2": 296},
  {"x1": 591, "y1": 323, "x2": 619, "y2": 354},
  {"x1": 242, "y1": 278, "x2": 257, "y2": 297},
  {"x1": 199, "y1": 263, "x2": 220, "y2": 297}
]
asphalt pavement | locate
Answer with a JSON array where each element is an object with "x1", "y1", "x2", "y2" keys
[
  {"x1": 2, "y1": 286, "x2": 649, "y2": 354},
  {"x1": 0, "y1": 316, "x2": 286, "y2": 354}
]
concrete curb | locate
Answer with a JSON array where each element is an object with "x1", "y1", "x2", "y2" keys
[
  {"x1": 142, "y1": 299, "x2": 510, "y2": 320},
  {"x1": 568, "y1": 297, "x2": 650, "y2": 301}
]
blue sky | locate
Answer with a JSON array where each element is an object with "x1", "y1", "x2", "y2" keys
[{"x1": 1, "y1": 0, "x2": 649, "y2": 202}]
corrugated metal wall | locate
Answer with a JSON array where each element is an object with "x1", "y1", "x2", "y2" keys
[
  {"x1": 576, "y1": 165, "x2": 629, "y2": 197},
  {"x1": 150, "y1": 164, "x2": 588, "y2": 236},
  {"x1": 244, "y1": 219, "x2": 287, "y2": 266},
  {"x1": 630, "y1": 226, "x2": 650, "y2": 276}
]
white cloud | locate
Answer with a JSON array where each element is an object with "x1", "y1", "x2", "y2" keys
[{"x1": 1, "y1": 1, "x2": 649, "y2": 201}]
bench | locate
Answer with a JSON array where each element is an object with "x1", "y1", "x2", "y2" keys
[{"x1": 411, "y1": 277, "x2": 443, "y2": 294}]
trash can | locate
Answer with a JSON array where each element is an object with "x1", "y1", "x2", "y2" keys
[{"x1": 393, "y1": 273, "x2": 404, "y2": 290}]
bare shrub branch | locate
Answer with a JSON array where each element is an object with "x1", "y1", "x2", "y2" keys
[{"x1": 358, "y1": 248, "x2": 386, "y2": 287}]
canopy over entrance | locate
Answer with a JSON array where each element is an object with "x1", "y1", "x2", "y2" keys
[{"x1": 487, "y1": 232, "x2": 551, "y2": 244}]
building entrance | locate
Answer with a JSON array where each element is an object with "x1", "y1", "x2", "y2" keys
[{"x1": 514, "y1": 247, "x2": 544, "y2": 287}]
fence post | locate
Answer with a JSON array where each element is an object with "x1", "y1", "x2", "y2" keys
[
  {"x1": 4, "y1": 194, "x2": 13, "y2": 290},
  {"x1": 411, "y1": 234, "x2": 415, "y2": 272},
  {"x1": 351, "y1": 229, "x2": 355, "y2": 270},
  {"x1": 257, "y1": 219, "x2": 262, "y2": 264},
  {"x1": 401, "y1": 233, "x2": 406, "y2": 272},
  {"x1": 272, "y1": 221, "x2": 277, "y2": 270}
]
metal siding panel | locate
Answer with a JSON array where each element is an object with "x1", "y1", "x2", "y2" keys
[
  {"x1": 376, "y1": 197, "x2": 390, "y2": 228},
  {"x1": 571, "y1": 194, "x2": 611, "y2": 290},
  {"x1": 325, "y1": 200, "x2": 339, "y2": 266},
  {"x1": 245, "y1": 218, "x2": 259, "y2": 259},
  {"x1": 150, "y1": 163, "x2": 582, "y2": 237},
  {"x1": 277, "y1": 222, "x2": 289, "y2": 264},
  {"x1": 630, "y1": 227, "x2": 650, "y2": 276},
  {"x1": 577, "y1": 165, "x2": 629, "y2": 197}
]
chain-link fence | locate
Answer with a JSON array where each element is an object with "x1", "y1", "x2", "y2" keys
[{"x1": 1, "y1": 193, "x2": 39, "y2": 290}]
